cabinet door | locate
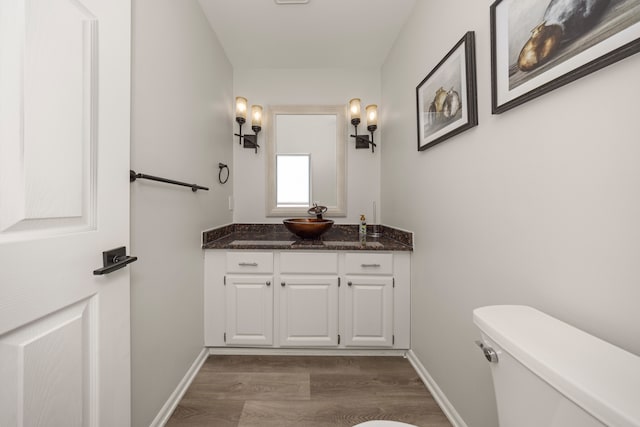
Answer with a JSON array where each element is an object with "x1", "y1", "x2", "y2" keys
[
  {"x1": 225, "y1": 275, "x2": 273, "y2": 346},
  {"x1": 279, "y1": 276, "x2": 339, "y2": 346},
  {"x1": 344, "y1": 276, "x2": 394, "y2": 347}
]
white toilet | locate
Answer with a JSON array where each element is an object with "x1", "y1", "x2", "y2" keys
[{"x1": 474, "y1": 305, "x2": 640, "y2": 427}]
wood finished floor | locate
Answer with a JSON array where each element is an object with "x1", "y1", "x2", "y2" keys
[{"x1": 166, "y1": 355, "x2": 452, "y2": 427}]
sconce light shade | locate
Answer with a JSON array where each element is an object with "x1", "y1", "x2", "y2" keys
[
  {"x1": 235, "y1": 97, "x2": 248, "y2": 122},
  {"x1": 251, "y1": 105, "x2": 263, "y2": 128},
  {"x1": 349, "y1": 98, "x2": 361, "y2": 124},
  {"x1": 366, "y1": 104, "x2": 378, "y2": 129}
]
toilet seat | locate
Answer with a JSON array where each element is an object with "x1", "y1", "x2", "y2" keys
[{"x1": 352, "y1": 421, "x2": 417, "y2": 427}]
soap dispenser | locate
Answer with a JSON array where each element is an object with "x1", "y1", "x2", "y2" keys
[{"x1": 359, "y1": 214, "x2": 367, "y2": 235}]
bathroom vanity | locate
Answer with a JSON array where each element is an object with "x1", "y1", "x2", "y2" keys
[{"x1": 203, "y1": 224, "x2": 412, "y2": 351}]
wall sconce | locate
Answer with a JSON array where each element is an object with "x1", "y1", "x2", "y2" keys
[
  {"x1": 234, "y1": 97, "x2": 262, "y2": 153},
  {"x1": 349, "y1": 98, "x2": 378, "y2": 153}
]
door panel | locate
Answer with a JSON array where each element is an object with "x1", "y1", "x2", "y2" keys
[
  {"x1": 0, "y1": 0, "x2": 97, "y2": 238},
  {"x1": 0, "y1": 0, "x2": 131, "y2": 424},
  {"x1": 344, "y1": 277, "x2": 394, "y2": 347},
  {"x1": 279, "y1": 276, "x2": 338, "y2": 346},
  {"x1": 225, "y1": 276, "x2": 273, "y2": 345},
  {"x1": 0, "y1": 298, "x2": 96, "y2": 427}
]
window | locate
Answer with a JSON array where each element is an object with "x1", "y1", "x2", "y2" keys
[{"x1": 276, "y1": 154, "x2": 310, "y2": 207}]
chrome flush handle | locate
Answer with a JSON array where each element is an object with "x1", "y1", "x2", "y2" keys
[{"x1": 475, "y1": 340, "x2": 499, "y2": 363}]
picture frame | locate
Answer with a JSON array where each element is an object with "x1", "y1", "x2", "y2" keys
[
  {"x1": 416, "y1": 31, "x2": 478, "y2": 151},
  {"x1": 491, "y1": 0, "x2": 640, "y2": 114}
]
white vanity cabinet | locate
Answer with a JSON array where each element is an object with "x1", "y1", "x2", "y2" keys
[
  {"x1": 204, "y1": 250, "x2": 410, "y2": 350},
  {"x1": 344, "y1": 253, "x2": 394, "y2": 347},
  {"x1": 279, "y1": 253, "x2": 339, "y2": 347},
  {"x1": 206, "y1": 252, "x2": 273, "y2": 346},
  {"x1": 224, "y1": 275, "x2": 273, "y2": 345}
]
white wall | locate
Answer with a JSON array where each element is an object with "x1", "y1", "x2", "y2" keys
[
  {"x1": 130, "y1": 0, "x2": 233, "y2": 425},
  {"x1": 233, "y1": 68, "x2": 381, "y2": 224},
  {"x1": 381, "y1": 1, "x2": 640, "y2": 426}
]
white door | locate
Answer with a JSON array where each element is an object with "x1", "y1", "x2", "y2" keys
[
  {"x1": 279, "y1": 276, "x2": 338, "y2": 347},
  {"x1": 344, "y1": 277, "x2": 394, "y2": 347},
  {"x1": 0, "y1": 0, "x2": 132, "y2": 425},
  {"x1": 225, "y1": 276, "x2": 273, "y2": 346}
]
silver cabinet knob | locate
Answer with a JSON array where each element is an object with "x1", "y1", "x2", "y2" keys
[{"x1": 475, "y1": 340, "x2": 499, "y2": 363}]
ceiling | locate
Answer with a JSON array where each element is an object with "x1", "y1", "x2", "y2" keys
[{"x1": 198, "y1": 0, "x2": 416, "y2": 69}]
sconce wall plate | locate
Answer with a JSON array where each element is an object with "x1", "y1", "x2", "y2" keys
[
  {"x1": 354, "y1": 135, "x2": 371, "y2": 149},
  {"x1": 242, "y1": 134, "x2": 258, "y2": 151}
]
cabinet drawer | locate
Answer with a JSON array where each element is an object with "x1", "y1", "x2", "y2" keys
[
  {"x1": 226, "y1": 252, "x2": 273, "y2": 273},
  {"x1": 280, "y1": 252, "x2": 338, "y2": 274},
  {"x1": 345, "y1": 253, "x2": 392, "y2": 275}
]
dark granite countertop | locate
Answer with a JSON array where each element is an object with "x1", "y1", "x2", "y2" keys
[{"x1": 202, "y1": 224, "x2": 412, "y2": 251}]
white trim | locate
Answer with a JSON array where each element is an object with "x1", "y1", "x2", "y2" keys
[
  {"x1": 266, "y1": 105, "x2": 347, "y2": 217},
  {"x1": 150, "y1": 347, "x2": 209, "y2": 427},
  {"x1": 208, "y1": 347, "x2": 407, "y2": 357},
  {"x1": 406, "y1": 349, "x2": 468, "y2": 427}
]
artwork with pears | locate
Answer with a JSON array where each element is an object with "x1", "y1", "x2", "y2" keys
[
  {"x1": 506, "y1": 0, "x2": 640, "y2": 89},
  {"x1": 416, "y1": 31, "x2": 477, "y2": 150},
  {"x1": 420, "y1": 55, "x2": 464, "y2": 140}
]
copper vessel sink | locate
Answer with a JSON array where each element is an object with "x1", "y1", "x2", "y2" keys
[{"x1": 283, "y1": 218, "x2": 334, "y2": 239}]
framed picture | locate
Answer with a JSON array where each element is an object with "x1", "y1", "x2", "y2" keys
[
  {"x1": 491, "y1": 0, "x2": 640, "y2": 114},
  {"x1": 416, "y1": 32, "x2": 478, "y2": 151}
]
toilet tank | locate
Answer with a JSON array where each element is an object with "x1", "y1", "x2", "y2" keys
[{"x1": 473, "y1": 305, "x2": 640, "y2": 427}]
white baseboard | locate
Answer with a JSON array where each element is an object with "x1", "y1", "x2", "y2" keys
[
  {"x1": 150, "y1": 347, "x2": 209, "y2": 427},
  {"x1": 208, "y1": 347, "x2": 408, "y2": 357},
  {"x1": 406, "y1": 349, "x2": 468, "y2": 427}
]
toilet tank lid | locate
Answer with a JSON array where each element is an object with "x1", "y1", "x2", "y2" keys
[{"x1": 473, "y1": 305, "x2": 640, "y2": 427}]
